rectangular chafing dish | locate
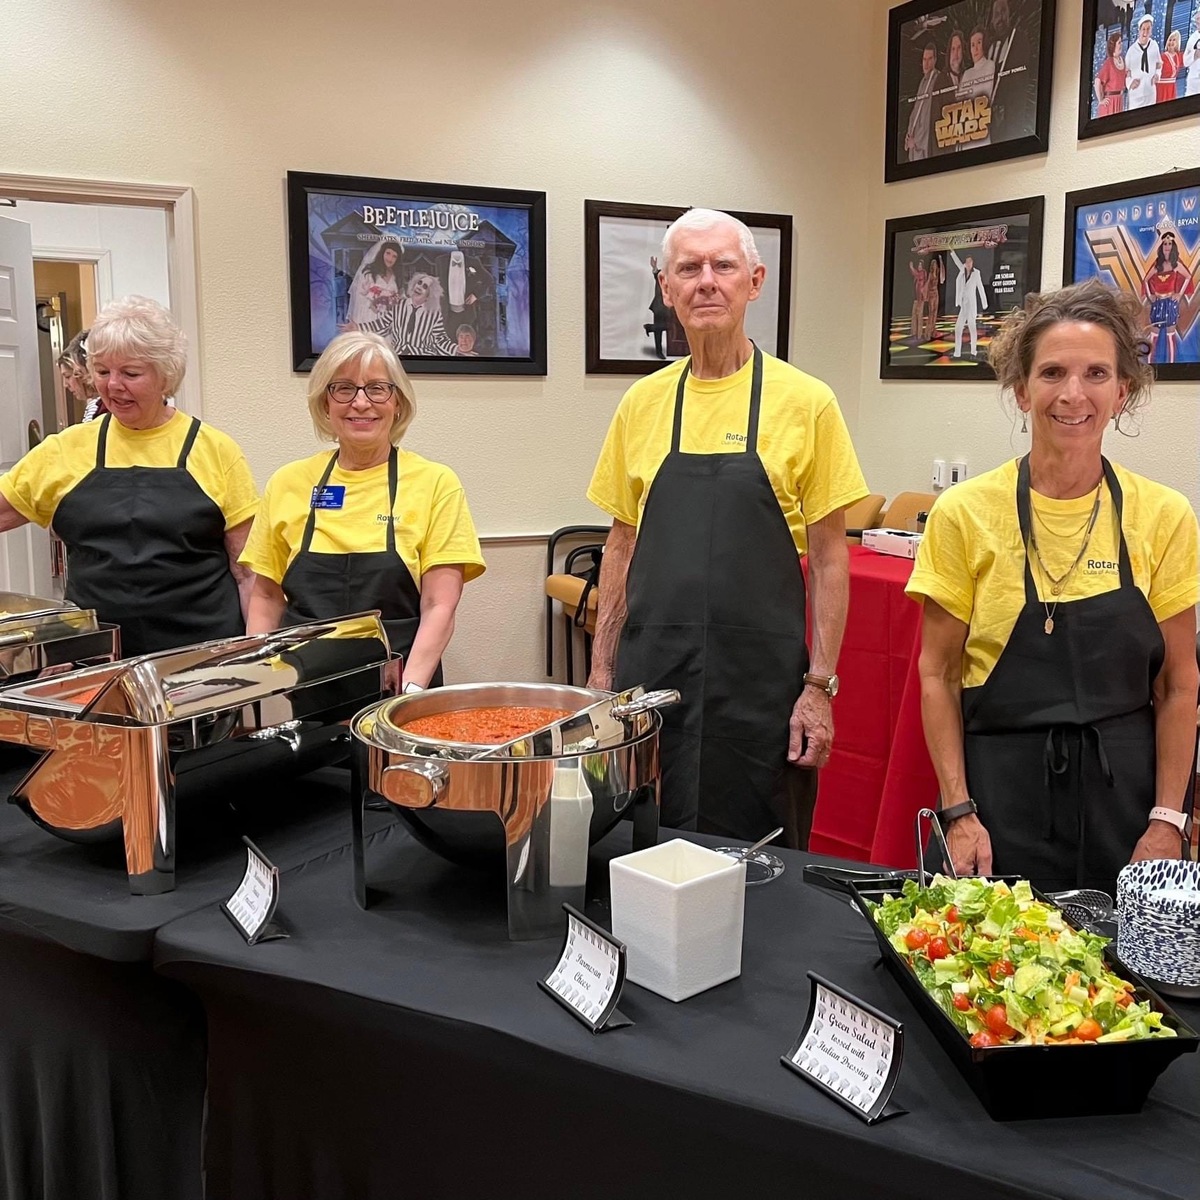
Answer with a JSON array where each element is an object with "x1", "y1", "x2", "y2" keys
[
  {"x1": 0, "y1": 612, "x2": 390, "y2": 894},
  {"x1": 0, "y1": 592, "x2": 120, "y2": 680}
]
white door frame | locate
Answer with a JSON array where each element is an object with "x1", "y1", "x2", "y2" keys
[
  {"x1": 32, "y1": 245, "x2": 115, "y2": 310},
  {"x1": 0, "y1": 173, "x2": 203, "y2": 416}
]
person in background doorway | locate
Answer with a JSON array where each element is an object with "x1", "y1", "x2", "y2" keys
[{"x1": 57, "y1": 330, "x2": 106, "y2": 422}]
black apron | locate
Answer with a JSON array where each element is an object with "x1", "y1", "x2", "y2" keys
[
  {"x1": 52, "y1": 413, "x2": 243, "y2": 658},
  {"x1": 614, "y1": 348, "x2": 809, "y2": 841},
  {"x1": 281, "y1": 448, "x2": 441, "y2": 686},
  {"x1": 961, "y1": 456, "x2": 1165, "y2": 894}
]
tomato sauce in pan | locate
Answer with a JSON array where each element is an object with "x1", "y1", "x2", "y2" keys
[{"x1": 400, "y1": 706, "x2": 570, "y2": 744}]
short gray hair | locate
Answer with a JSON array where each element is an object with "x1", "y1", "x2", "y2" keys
[
  {"x1": 307, "y1": 331, "x2": 416, "y2": 446},
  {"x1": 87, "y1": 296, "x2": 187, "y2": 397},
  {"x1": 661, "y1": 208, "x2": 761, "y2": 271}
]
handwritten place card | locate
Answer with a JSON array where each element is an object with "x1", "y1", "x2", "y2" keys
[
  {"x1": 221, "y1": 838, "x2": 288, "y2": 945},
  {"x1": 539, "y1": 904, "x2": 632, "y2": 1033},
  {"x1": 781, "y1": 972, "x2": 905, "y2": 1124}
]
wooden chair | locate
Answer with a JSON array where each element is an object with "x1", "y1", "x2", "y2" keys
[
  {"x1": 878, "y1": 491, "x2": 938, "y2": 532},
  {"x1": 543, "y1": 525, "x2": 607, "y2": 684},
  {"x1": 843, "y1": 493, "x2": 885, "y2": 544}
]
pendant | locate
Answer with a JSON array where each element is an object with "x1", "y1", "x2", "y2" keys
[
  {"x1": 1044, "y1": 617, "x2": 1054, "y2": 635},
  {"x1": 1051, "y1": 583, "x2": 1063, "y2": 596}
]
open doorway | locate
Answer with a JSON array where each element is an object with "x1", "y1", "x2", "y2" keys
[{"x1": 34, "y1": 259, "x2": 98, "y2": 431}]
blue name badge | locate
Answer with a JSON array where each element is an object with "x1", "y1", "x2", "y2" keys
[{"x1": 310, "y1": 485, "x2": 346, "y2": 510}]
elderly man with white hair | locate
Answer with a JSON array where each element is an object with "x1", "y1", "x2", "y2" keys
[{"x1": 586, "y1": 209, "x2": 868, "y2": 848}]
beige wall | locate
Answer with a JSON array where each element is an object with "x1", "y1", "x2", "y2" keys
[
  {"x1": 855, "y1": 0, "x2": 1200, "y2": 514},
  {"x1": 3, "y1": 0, "x2": 874, "y2": 682},
  {"x1": 3, "y1": 0, "x2": 1195, "y2": 685}
]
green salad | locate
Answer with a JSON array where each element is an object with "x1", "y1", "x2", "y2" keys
[{"x1": 870, "y1": 875, "x2": 1176, "y2": 1047}]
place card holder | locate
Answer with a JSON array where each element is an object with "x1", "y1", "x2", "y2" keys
[
  {"x1": 781, "y1": 972, "x2": 905, "y2": 1124},
  {"x1": 222, "y1": 837, "x2": 288, "y2": 945},
  {"x1": 539, "y1": 904, "x2": 633, "y2": 1034}
]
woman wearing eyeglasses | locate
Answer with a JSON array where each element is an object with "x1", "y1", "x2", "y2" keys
[{"x1": 242, "y1": 332, "x2": 484, "y2": 690}]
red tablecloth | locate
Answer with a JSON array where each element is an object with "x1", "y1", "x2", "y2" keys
[{"x1": 804, "y1": 546, "x2": 938, "y2": 864}]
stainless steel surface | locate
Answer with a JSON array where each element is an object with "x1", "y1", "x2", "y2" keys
[
  {"x1": 1046, "y1": 888, "x2": 1114, "y2": 930},
  {"x1": 0, "y1": 612, "x2": 390, "y2": 894},
  {"x1": 0, "y1": 591, "x2": 119, "y2": 680},
  {"x1": 916, "y1": 806, "x2": 957, "y2": 887},
  {"x1": 351, "y1": 681, "x2": 663, "y2": 940}
]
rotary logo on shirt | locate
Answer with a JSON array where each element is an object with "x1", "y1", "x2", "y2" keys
[
  {"x1": 723, "y1": 431, "x2": 747, "y2": 444},
  {"x1": 1082, "y1": 557, "x2": 1120, "y2": 577}
]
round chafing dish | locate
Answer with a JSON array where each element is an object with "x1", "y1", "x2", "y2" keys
[{"x1": 351, "y1": 683, "x2": 667, "y2": 923}]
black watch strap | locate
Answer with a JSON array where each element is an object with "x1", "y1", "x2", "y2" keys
[{"x1": 939, "y1": 798, "x2": 978, "y2": 823}]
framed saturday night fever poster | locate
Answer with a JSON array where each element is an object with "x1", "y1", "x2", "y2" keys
[
  {"x1": 1065, "y1": 169, "x2": 1200, "y2": 380},
  {"x1": 885, "y1": 0, "x2": 1056, "y2": 182},
  {"x1": 287, "y1": 171, "x2": 546, "y2": 375},
  {"x1": 881, "y1": 195, "x2": 1045, "y2": 379}
]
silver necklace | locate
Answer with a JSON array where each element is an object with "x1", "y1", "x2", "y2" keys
[{"x1": 1027, "y1": 484, "x2": 1103, "y2": 634}]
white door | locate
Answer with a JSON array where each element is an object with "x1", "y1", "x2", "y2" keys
[{"x1": 0, "y1": 215, "x2": 54, "y2": 597}]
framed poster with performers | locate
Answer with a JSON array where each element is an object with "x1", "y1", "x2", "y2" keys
[
  {"x1": 885, "y1": 0, "x2": 1057, "y2": 183},
  {"x1": 286, "y1": 171, "x2": 546, "y2": 375},
  {"x1": 881, "y1": 195, "x2": 1045, "y2": 379},
  {"x1": 1078, "y1": 2, "x2": 1200, "y2": 140},
  {"x1": 584, "y1": 200, "x2": 792, "y2": 375},
  {"x1": 1064, "y1": 168, "x2": 1200, "y2": 381}
]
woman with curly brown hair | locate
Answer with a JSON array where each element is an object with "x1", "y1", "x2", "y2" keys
[{"x1": 906, "y1": 280, "x2": 1199, "y2": 895}]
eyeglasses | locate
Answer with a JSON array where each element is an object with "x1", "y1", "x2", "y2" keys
[{"x1": 326, "y1": 381, "x2": 397, "y2": 405}]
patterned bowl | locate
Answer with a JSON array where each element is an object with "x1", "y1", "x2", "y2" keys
[{"x1": 1117, "y1": 859, "x2": 1200, "y2": 995}]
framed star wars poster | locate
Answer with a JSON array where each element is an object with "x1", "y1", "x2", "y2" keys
[
  {"x1": 584, "y1": 200, "x2": 792, "y2": 375},
  {"x1": 287, "y1": 170, "x2": 546, "y2": 375},
  {"x1": 880, "y1": 195, "x2": 1045, "y2": 379},
  {"x1": 885, "y1": 0, "x2": 1057, "y2": 183},
  {"x1": 1078, "y1": 2, "x2": 1200, "y2": 140},
  {"x1": 1064, "y1": 168, "x2": 1200, "y2": 380}
]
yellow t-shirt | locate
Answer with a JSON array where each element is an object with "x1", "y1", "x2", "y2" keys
[
  {"x1": 240, "y1": 448, "x2": 486, "y2": 587},
  {"x1": 0, "y1": 410, "x2": 259, "y2": 530},
  {"x1": 586, "y1": 352, "x2": 868, "y2": 553},
  {"x1": 906, "y1": 458, "x2": 1200, "y2": 688}
]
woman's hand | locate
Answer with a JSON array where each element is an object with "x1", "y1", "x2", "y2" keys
[
  {"x1": 338, "y1": 321, "x2": 359, "y2": 333},
  {"x1": 944, "y1": 813, "x2": 993, "y2": 876},
  {"x1": 1129, "y1": 820, "x2": 1185, "y2": 865}
]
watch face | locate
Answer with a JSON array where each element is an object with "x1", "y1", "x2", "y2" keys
[{"x1": 828, "y1": 674, "x2": 840, "y2": 697}]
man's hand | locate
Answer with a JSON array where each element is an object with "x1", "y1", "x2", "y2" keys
[
  {"x1": 586, "y1": 664, "x2": 613, "y2": 692},
  {"x1": 944, "y1": 814, "x2": 993, "y2": 876},
  {"x1": 789, "y1": 687, "x2": 832, "y2": 767},
  {"x1": 1129, "y1": 820, "x2": 1185, "y2": 865}
]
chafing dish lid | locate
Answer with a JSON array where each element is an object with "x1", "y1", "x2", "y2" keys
[
  {"x1": 0, "y1": 593, "x2": 99, "y2": 639},
  {"x1": 0, "y1": 611, "x2": 389, "y2": 726}
]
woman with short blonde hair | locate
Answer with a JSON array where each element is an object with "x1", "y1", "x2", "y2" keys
[{"x1": 243, "y1": 332, "x2": 484, "y2": 689}]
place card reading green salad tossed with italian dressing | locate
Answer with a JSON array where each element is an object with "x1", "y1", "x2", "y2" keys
[{"x1": 869, "y1": 876, "x2": 1176, "y2": 1047}]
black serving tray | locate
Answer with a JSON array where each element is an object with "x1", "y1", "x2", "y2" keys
[{"x1": 848, "y1": 879, "x2": 1200, "y2": 1121}]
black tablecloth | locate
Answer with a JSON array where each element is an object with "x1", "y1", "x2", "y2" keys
[
  {"x1": 0, "y1": 756, "x2": 360, "y2": 1200},
  {"x1": 155, "y1": 817, "x2": 1200, "y2": 1200}
]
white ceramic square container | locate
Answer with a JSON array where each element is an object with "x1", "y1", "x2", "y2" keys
[{"x1": 609, "y1": 838, "x2": 746, "y2": 1002}]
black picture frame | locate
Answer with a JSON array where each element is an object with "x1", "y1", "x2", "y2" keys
[
  {"x1": 1064, "y1": 168, "x2": 1200, "y2": 381},
  {"x1": 885, "y1": 0, "x2": 1057, "y2": 182},
  {"x1": 1078, "y1": 4, "x2": 1200, "y2": 140},
  {"x1": 880, "y1": 194, "x2": 1045, "y2": 379},
  {"x1": 584, "y1": 200, "x2": 792, "y2": 375},
  {"x1": 286, "y1": 170, "x2": 546, "y2": 375}
]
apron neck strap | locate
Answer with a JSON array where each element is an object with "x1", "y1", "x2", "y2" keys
[
  {"x1": 299, "y1": 451, "x2": 341, "y2": 554},
  {"x1": 96, "y1": 414, "x2": 111, "y2": 467},
  {"x1": 670, "y1": 345, "x2": 764, "y2": 454},
  {"x1": 175, "y1": 416, "x2": 201, "y2": 468},
  {"x1": 1016, "y1": 454, "x2": 1132, "y2": 603}
]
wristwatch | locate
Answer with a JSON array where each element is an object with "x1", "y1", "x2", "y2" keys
[
  {"x1": 939, "y1": 798, "x2": 978, "y2": 823},
  {"x1": 803, "y1": 672, "x2": 840, "y2": 698},
  {"x1": 1149, "y1": 806, "x2": 1192, "y2": 837}
]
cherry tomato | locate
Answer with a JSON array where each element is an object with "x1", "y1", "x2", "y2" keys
[
  {"x1": 904, "y1": 928, "x2": 930, "y2": 951},
  {"x1": 969, "y1": 1031, "x2": 1000, "y2": 1048},
  {"x1": 988, "y1": 959, "x2": 1015, "y2": 983},
  {"x1": 1075, "y1": 1019, "x2": 1103, "y2": 1042},
  {"x1": 945, "y1": 905, "x2": 959, "y2": 924},
  {"x1": 985, "y1": 1003, "x2": 1014, "y2": 1037},
  {"x1": 926, "y1": 936, "x2": 950, "y2": 962},
  {"x1": 952, "y1": 993, "x2": 972, "y2": 1011}
]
